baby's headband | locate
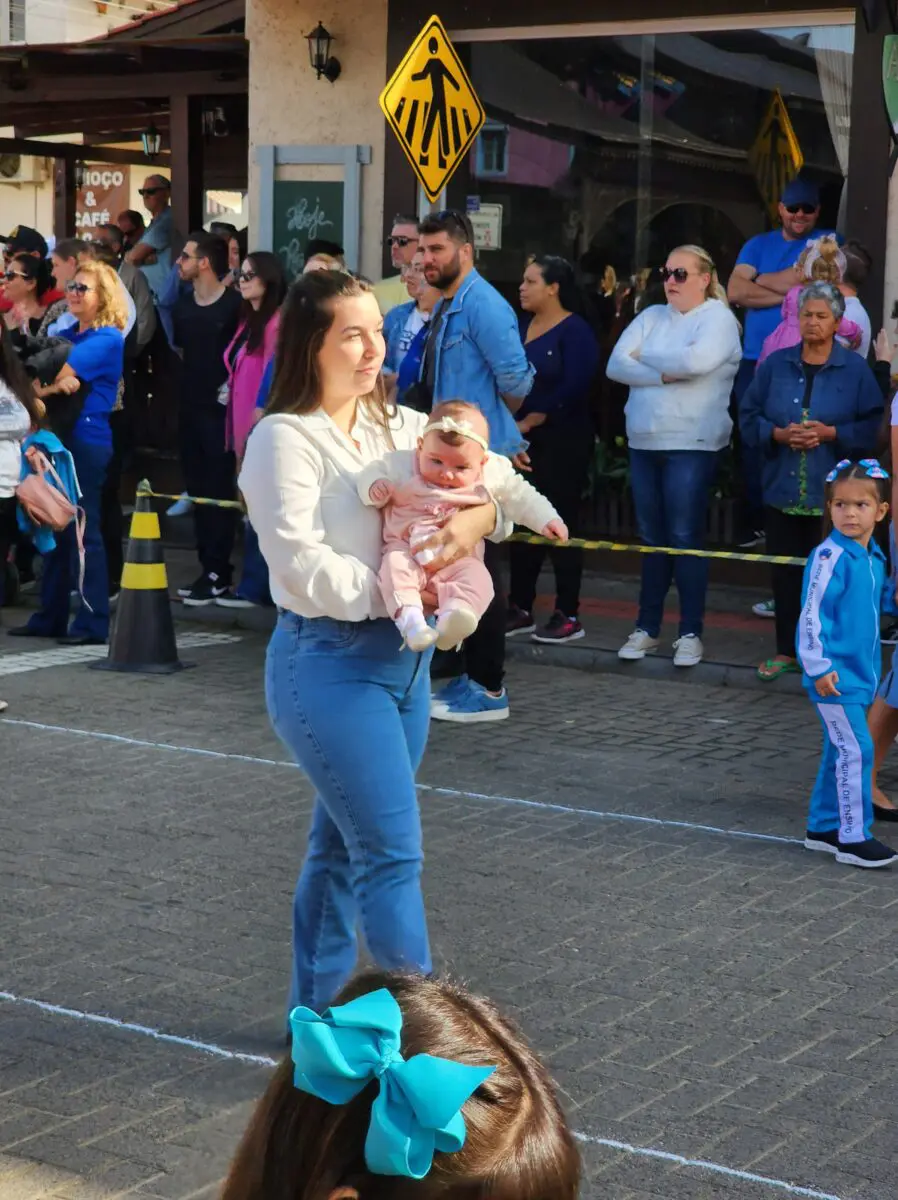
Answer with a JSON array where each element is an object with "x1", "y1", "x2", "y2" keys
[
  {"x1": 825, "y1": 458, "x2": 889, "y2": 483},
  {"x1": 423, "y1": 415, "x2": 489, "y2": 453},
  {"x1": 290, "y1": 989, "x2": 495, "y2": 1179}
]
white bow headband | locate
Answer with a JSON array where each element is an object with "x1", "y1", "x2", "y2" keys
[{"x1": 422, "y1": 415, "x2": 489, "y2": 453}]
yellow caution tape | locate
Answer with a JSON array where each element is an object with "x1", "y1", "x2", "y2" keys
[
  {"x1": 133, "y1": 486, "x2": 805, "y2": 566},
  {"x1": 506, "y1": 533, "x2": 806, "y2": 567}
]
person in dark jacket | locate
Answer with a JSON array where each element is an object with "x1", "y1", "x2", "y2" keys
[{"x1": 740, "y1": 281, "x2": 883, "y2": 681}]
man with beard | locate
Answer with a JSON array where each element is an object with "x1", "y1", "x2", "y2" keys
[{"x1": 417, "y1": 209, "x2": 535, "y2": 725}]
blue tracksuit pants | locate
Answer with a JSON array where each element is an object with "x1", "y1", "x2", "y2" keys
[{"x1": 809, "y1": 703, "x2": 873, "y2": 844}]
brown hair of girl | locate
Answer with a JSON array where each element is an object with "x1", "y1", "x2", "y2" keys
[
  {"x1": 220, "y1": 970, "x2": 580, "y2": 1200},
  {"x1": 266, "y1": 270, "x2": 393, "y2": 432}
]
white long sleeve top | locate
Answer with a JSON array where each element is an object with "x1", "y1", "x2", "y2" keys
[
  {"x1": 238, "y1": 403, "x2": 513, "y2": 622},
  {"x1": 606, "y1": 299, "x2": 742, "y2": 452}
]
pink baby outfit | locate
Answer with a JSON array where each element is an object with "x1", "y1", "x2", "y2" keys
[
  {"x1": 758, "y1": 286, "x2": 860, "y2": 366},
  {"x1": 378, "y1": 475, "x2": 495, "y2": 619}
]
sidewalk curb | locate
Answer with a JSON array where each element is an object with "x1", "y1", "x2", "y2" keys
[
  {"x1": 503, "y1": 638, "x2": 806, "y2": 695},
  {"x1": 169, "y1": 600, "x2": 804, "y2": 695}
]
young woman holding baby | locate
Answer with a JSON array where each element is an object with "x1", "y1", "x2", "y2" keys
[{"x1": 239, "y1": 270, "x2": 561, "y2": 1021}]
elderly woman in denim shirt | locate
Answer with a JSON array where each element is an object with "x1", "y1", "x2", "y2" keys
[{"x1": 741, "y1": 281, "x2": 883, "y2": 682}]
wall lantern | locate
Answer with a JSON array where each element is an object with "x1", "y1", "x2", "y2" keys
[
  {"x1": 141, "y1": 123, "x2": 162, "y2": 159},
  {"x1": 306, "y1": 22, "x2": 341, "y2": 83},
  {"x1": 73, "y1": 161, "x2": 87, "y2": 190}
]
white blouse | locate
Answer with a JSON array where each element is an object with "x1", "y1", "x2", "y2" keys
[
  {"x1": 0, "y1": 379, "x2": 30, "y2": 499},
  {"x1": 238, "y1": 403, "x2": 511, "y2": 622}
]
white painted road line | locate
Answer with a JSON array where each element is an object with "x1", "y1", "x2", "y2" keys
[
  {"x1": 0, "y1": 718, "x2": 802, "y2": 847},
  {"x1": 0, "y1": 989, "x2": 845, "y2": 1200},
  {"x1": 0, "y1": 632, "x2": 242, "y2": 676}
]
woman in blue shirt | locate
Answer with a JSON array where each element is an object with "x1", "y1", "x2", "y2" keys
[
  {"x1": 507, "y1": 255, "x2": 599, "y2": 643},
  {"x1": 11, "y1": 260, "x2": 126, "y2": 645}
]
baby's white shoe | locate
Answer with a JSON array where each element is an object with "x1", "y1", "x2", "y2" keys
[
  {"x1": 396, "y1": 606, "x2": 438, "y2": 652},
  {"x1": 435, "y1": 606, "x2": 479, "y2": 651}
]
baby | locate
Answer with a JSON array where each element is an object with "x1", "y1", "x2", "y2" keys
[
  {"x1": 358, "y1": 401, "x2": 567, "y2": 651},
  {"x1": 758, "y1": 235, "x2": 861, "y2": 365}
]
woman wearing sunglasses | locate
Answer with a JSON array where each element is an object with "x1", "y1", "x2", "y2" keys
[
  {"x1": 1, "y1": 255, "x2": 67, "y2": 340},
  {"x1": 9, "y1": 259, "x2": 126, "y2": 646},
  {"x1": 217, "y1": 250, "x2": 288, "y2": 608},
  {"x1": 607, "y1": 245, "x2": 742, "y2": 668}
]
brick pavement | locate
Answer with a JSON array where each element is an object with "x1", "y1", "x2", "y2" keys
[{"x1": 1, "y1": 629, "x2": 897, "y2": 1199}]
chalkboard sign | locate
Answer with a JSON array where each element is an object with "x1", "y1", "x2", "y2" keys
[{"x1": 272, "y1": 181, "x2": 344, "y2": 278}]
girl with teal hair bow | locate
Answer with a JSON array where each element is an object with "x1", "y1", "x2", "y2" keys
[{"x1": 220, "y1": 970, "x2": 579, "y2": 1200}]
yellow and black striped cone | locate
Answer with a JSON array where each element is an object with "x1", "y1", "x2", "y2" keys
[{"x1": 91, "y1": 482, "x2": 187, "y2": 675}]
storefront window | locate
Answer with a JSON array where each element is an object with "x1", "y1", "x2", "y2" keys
[{"x1": 448, "y1": 24, "x2": 854, "y2": 305}]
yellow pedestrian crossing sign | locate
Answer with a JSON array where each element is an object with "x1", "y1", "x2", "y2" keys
[
  {"x1": 379, "y1": 15, "x2": 485, "y2": 202},
  {"x1": 748, "y1": 90, "x2": 805, "y2": 223}
]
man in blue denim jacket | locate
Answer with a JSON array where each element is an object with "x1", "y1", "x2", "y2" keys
[{"x1": 418, "y1": 210, "x2": 535, "y2": 724}]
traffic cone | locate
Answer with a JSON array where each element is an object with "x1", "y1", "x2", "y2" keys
[{"x1": 91, "y1": 482, "x2": 187, "y2": 675}]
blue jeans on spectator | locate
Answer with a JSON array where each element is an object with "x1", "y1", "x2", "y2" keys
[
  {"x1": 732, "y1": 357, "x2": 765, "y2": 536},
  {"x1": 27, "y1": 439, "x2": 112, "y2": 641},
  {"x1": 265, "y1": 612, "x2": 434, "y2": 1014},
  {"x1": 629, "y1": 448, "x2": 720, "y2": 638},
  {"x1": 238, "y1": 520, "x2": 270, "y2": 604}
]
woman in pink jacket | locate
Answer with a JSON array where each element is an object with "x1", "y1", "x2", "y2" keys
[{"x1": 219, "y1": 250, "x2": 287, "y2": 608}]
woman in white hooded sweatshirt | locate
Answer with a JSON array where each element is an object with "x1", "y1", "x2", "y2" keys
[{"x1": 607, "y1": 245, "x2": 742, "y2": 667}]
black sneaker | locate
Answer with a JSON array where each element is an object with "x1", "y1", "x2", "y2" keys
[
  {"x1": 532, "y1": 610, "x2": 585, "y2": 644},
  {"x1": 804, "y1": 829, "x2": 840, "y2": 855},
  {"x1": 835, "y1": 838, "x2": 898, "y2": 869},
  {"x1": 505, "y1": 604, "x2": 536, "y2": 637},
  {"x1": 883, "y1": 622, "x2": 898, "y2": 646},
  {"x1": 182, "y1": 573, "x2": 230, "y2": 607},
  {"x1": 177, "y1": 573, "x2": 206, "y2": 599}
]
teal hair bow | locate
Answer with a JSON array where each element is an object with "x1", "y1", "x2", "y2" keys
[{"x1": 289, "y1": 989, "x2": 496, "y2": 1179}]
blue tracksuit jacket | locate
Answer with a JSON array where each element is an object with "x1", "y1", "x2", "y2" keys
[{"x1": 796, "y1": 529, "x2": 888, "y2": 705}]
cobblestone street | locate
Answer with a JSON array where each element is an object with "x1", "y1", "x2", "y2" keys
[{"x1": 1, "y1": 626, "x2": 897, "y2": 1200}]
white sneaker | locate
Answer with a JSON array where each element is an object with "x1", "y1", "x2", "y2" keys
[
  {"x1": 618, "y1": 630, "x2": 660, "y2": 661},
  {"x1": 673, "y1": 634, "x2": 703, "y2": 667},
  {"x1": 435, "y1": 605, "x2": 478, "y2": 651}
]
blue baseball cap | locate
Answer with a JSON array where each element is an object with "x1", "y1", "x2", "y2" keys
[{"x1": 781, "y1": 178, "x2": 820, "y2": 208}]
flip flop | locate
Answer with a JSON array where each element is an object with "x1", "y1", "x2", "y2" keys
[{"x1": 757, "y1": 658, "x2": 800, "y2": 682}]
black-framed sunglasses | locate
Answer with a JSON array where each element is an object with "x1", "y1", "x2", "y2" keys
[
  {"x1": 64, "y1": 281, "x2": 93, "y2": 295},
  {"x1": 385, "y1": 235, "x2": 416, "y2": 248},
  {"x1": 237, "y1": 269, "x2": 257, "y2": 283},
  {"x1": 784, "y1": 203, "x2": 817, "y2": 215},
  {"x1": 138, "y1": 186, "x2": 167, "y2": 197},
  {"x1": 659, "y1": 266, "x2": 697, "y2": 284},
  {"x1": 176, "y1": 251, "x2": 197, "y2": 262},
  {"x1": 3, "y1": 270, "x2": 28, "y2": 282}
]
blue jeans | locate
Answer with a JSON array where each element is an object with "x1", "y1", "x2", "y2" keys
[
  {"x1": 265, "y1": 612, "x2": 434, "y2": 1013},
  {"x1": 28, "y1": 439, "x2": 112, "y2": 640},
  {"x1": 629, "y1": 448, "x2": 720, "y2": 638},
  {"x1": 238, "y1": 520, "x2": 270, "y2": 604}
]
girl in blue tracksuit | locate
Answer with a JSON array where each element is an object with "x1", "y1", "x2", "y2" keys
[{"x1": 797, "y1": 459, "x2": 898, "y2": 868}]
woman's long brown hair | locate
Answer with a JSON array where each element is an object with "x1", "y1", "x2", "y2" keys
[
  {"x1": 220, "y1": 970, "x2": 580, "y2": 1200},
  {"x1": 0, "y1": 325, "x2": 43, "y2": 427},
  {"x1": 266, "y1": 270, "x2": 394, "y2": 433}
]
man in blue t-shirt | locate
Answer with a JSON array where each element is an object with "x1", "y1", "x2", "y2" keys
[{"x1": 727, "y1": 177, "x2": 834, "y2": 544}]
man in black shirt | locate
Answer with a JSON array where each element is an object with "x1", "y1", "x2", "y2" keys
[{"x1": 172, "y1": 231, "x2": 242, "y2": 605}]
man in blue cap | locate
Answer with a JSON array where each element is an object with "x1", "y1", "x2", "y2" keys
[{"x1": 727, "y1": 177, "x2": 835, "y2": 549}]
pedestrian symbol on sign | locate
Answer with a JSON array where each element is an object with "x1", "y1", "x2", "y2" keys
[{"x1": 380, "y1": 15, "x2": 485, "y2": 202}]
